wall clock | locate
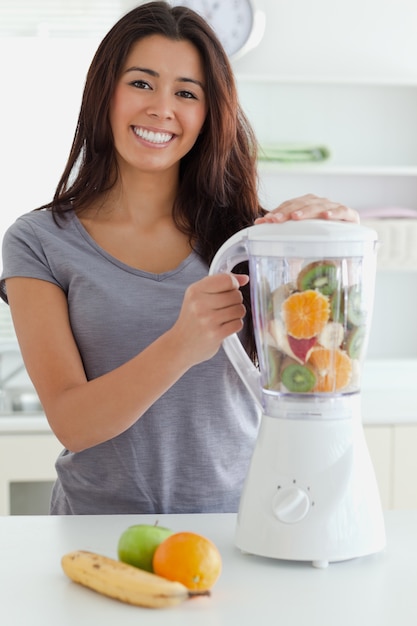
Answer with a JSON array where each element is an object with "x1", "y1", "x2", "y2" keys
[{"x1": 170, "y1": 0, "x2": 265, "y2": 60}]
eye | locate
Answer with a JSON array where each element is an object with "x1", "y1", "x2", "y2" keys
[
  {"x1": 129, "y1": 80, "x2": 151, "y2": 90},
  {"x1": 177, "y1": 90, "x2": 198, "y2": 100}
]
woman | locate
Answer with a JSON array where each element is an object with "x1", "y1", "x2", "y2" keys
[{"x1": 0, "y1": 2, "x2": 358, "y2": 514}]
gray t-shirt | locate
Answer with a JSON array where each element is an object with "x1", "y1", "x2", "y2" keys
[{"x1": 0, "y1": 209, "x2": 260, "y2": 514}]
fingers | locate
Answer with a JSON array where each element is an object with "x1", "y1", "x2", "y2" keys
[
  {"x1": 203, "y1": 272, "x2": 249, "y2": 293},
  {"x1": 255, "y1": 194, "x2": 360, "y2": 224},
  {"x1": 173, "y1": 273, "x2": 250, "y2": 366},
  {"x1": 323, "y1": 205, "x2": 360, "y2": 223},
  {"x1": 188, "y1": 273, "x2": 248, "y2": 319}
]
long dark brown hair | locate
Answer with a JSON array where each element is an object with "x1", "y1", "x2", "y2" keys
[{"x1": 38, "y1": 1, "x2": 266, "y2": 358}]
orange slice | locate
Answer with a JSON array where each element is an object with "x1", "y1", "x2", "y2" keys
[
  {"x1": 308, "y1": 347, "x2": 352, "y2": 392},
  {"x1": 282, "y1": 289, "x2": 330, "y2": 339}
]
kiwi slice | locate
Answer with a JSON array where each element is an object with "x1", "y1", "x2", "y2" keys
[
  {"x1": 330, "y1": 289, "x2": 346, "y2": 324},
  {"x1": 297, "y1": 260, "x2": 338, "y2": 296},
  {"x1": 281, "y1": 363, "x2": 316, "y2": 393},
  {"x1": 347, "y1": 285, "x2": 366, "y2": 327},
  {"x1": 265, "y1": 346, "x2": 284, "y2": 390},
  {"x1": 256, "y1": 277, "x2": 273, "y2": 322},
  {"x1": 330, "y1": 285, "x2": 366, "y2": 328},
  {"x1": 346, "y1": 326, "x2": 366, "y2": 359}
]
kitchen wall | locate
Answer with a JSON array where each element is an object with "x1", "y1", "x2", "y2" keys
[
  {"x1": 1, "y1": 0, "x2": 417, "y2": 361},
  {"x1": 233, "y1": 0, "x2": 417, "y2": 81},
  {"x1": 1, "y1": 0, "x2": 417, "y2": 240},
  {"x1": 0, "y1": 36, "x2": 97, "y2": 238}
]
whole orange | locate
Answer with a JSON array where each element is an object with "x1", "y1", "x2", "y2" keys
[{"x1": 152, "y1": 531, "x2": 222, "y2": 591}]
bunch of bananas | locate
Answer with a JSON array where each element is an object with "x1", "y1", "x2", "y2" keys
[{"x1": 61, "y1": 550, "x2": 210, "y2": 609}]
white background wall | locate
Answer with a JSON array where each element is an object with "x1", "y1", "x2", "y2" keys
[
  {"x1": 1, "y1": 0, "x2": 417, "y2": 246},
  {"x1": 233, "y1": 0, "x2": 417, "y2": 81},
  {"x1": 0, "y1": 37, "x2": 97, "y2": 240}
]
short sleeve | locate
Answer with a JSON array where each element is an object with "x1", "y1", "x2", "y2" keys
[{"x1": 1, "y1": 215, "x2": 62, "y2": 304}]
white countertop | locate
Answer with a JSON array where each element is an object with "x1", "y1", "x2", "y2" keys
[
  {"x1": 1, "y1": 511, "x2": 417, "y2": 626},
  {"x1": 0, "y1": 412, "x2": 50, "y2": 433}
]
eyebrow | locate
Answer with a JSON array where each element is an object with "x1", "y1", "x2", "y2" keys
[{"x1": 125, "y1": 66, "x2": 205, "y2": 90}]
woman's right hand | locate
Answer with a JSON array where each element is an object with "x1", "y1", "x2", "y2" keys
[{"x1": 171, "y1": 272, "x2": 249, "y2": 366}]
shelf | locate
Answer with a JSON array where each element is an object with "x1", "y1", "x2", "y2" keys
[
  {"x1": 240, "y1": 83, "x2": 417, "y2": 169},
  {"x1": 258, "y1": 163, "x2": 417, "y2": 176}
]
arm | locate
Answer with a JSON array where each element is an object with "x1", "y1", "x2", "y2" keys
[
  {"x1": 255, "y1": 194, "x2": 360, "y2": 224},
  {"x1": 6, "y1": 272, "x2": 248, "y2": 453}
]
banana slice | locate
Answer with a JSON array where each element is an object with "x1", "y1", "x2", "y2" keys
[
  {"x1": 317, "y1": 322, "x2": 344, "y2": 350},
  {"x1": 268, "y1": 318, "x2": 302, "y2": 363}
]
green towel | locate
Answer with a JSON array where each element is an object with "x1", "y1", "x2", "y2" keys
[{"x1": 258, "y1": 143, "x2": 330, "y2": 163}]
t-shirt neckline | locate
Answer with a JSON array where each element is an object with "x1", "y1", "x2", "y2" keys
[{"x1": 72, "y1": 211, "x2": 198, "y2": 279}]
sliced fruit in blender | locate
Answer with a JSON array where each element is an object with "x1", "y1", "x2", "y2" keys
[
  {"x1": 282, "y1": 289, "x2": 330, "y2": 339},
  {"x1": 347, "y1": 285, "x2": 367, "y2": 327},
  {"x1": 265, "y1": 346, "x2": 285, "y2": 390},
  {"x1": 297, "y1": 260, "x2": 338, "y2": 296},
  {"x1": 287, "y1": 335, "x2": 317, "y2": 363},
  {"x1": 308, "y1": 347, "x2": 352, "y2": 392},
  {"x1": 281, "y1": 362, "x2": 316, "y2": 393},
  {"x1": 317, "y1": 321, "x2": 344, "y2": 350},
  {"x1": 268, "y1": 318, "x2": 302, "y2": 363},
  {"x1": 272, "y1": 283, "x2": 295, "y2": 316},
  {"x1": 256, "y1": 277, "x2": 273, "y2": 324},
  {"x1": 329, "y1": 289, "x2": 346, "y2": 324},
  {"x1": 345, "y1": 325, "x2": 366, "y2": 359}
]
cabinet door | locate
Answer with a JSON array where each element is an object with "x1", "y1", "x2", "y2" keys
[
  {"x1": 393, "y1": 426, "x2": 417, "y2": 509},
  {"x1": 0, "y1": 434, "x2": 62, "y2": 515},
  {"x1": 364, "y1": 426, "x2": 393, "y2": 509}
]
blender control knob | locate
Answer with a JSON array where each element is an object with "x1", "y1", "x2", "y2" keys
[{"x1": 272, "y1": 486, "x2": 310, "y2": 523}]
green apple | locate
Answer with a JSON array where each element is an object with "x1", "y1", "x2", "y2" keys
[{"x1": 117, "y1": 523, "x2": 173, "y2": 572}]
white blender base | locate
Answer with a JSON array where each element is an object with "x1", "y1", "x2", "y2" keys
[{"x1": 235, "y1": 408, "x2": 386, "y2": 567}]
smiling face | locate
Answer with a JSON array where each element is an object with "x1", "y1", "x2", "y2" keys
[{"x1": 109, "y1": 34, "x2": 208, "y2": 179}]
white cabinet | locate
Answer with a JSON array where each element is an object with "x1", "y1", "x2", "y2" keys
[
  {"x1": 364, "y1": 425, "x2": 393, "y2": 510},
  {"x1": 365, "y1": 424, "x2": 417, "y2": 510},
  {"x1": 392, "y1": 426, "x2": 417, "y2": 508},
  {"x1": 0, "y1": 430, "x2": 62, "y2": 515}
]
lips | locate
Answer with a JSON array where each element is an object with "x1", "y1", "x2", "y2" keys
[{"x1": 133, "y1": 126, "x2": 174, "y2": 145}]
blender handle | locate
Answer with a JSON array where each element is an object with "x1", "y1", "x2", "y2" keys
[{"x1": 208, "y1": 228, "x2": 263, "y2": 410}]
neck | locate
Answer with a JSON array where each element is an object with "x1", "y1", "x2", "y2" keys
[{"x1": 92, "y1": 166, "x2": 180, "y2": 224}]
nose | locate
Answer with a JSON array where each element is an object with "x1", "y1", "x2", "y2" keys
[{"x1": 146, "y1": 90, "x2": 174, "y2": 120}]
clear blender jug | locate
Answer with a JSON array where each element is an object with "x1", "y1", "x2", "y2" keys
[{"x1": 209, "y1": 219, "x2": 386, "y2": 567}]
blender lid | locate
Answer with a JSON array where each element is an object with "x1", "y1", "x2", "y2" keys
[{"x1": 246, "y1": 220, "x2": 378, "y2": 257}]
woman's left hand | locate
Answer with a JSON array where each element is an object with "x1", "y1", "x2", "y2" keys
[{"x1": 255, "y1": 194, "x2": 360, "y2": 224}]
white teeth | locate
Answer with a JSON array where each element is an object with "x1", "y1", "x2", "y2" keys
[{"x1": 133, "y1": 127, "x2": 173, "y2": 144}]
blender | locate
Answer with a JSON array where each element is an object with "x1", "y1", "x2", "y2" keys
[{"x1": 209, "y1": 219, "x2": 386, "y2": 568}]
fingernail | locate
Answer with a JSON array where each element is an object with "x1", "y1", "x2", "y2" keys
[{"x1": 231, "y1": 275, "x2": 240, "y2": 289}]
